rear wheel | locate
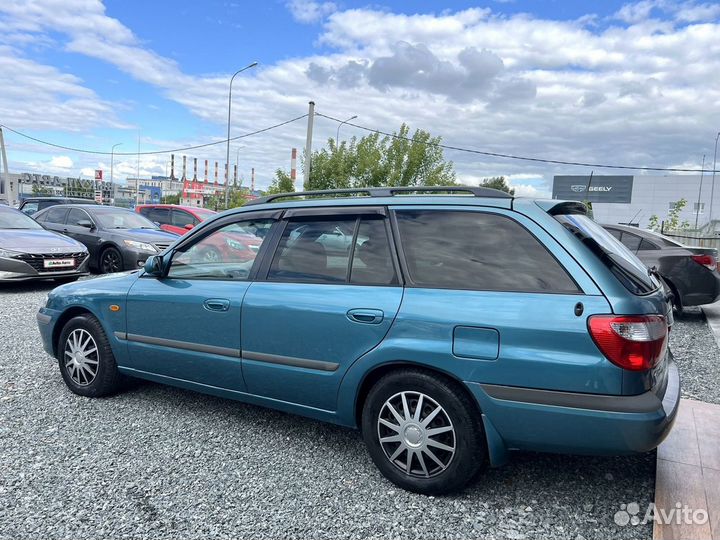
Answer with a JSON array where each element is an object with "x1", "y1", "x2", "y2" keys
[
  {"x1": 361, "y1": 369, "x2": 486, "y2": 494},
  {"x1": 57, "y1": 315, "x2": 123, "y2": 397},
  {"x1": 99, "y1": 246, "x2": 123, "y2": 274}
]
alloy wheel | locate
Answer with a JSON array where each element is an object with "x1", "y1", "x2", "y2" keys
[
  {"x1": 377, "y1": 391, "x2": 456, "y2": 478},
  {"x1": 64, "y1": 329, "x2": 99, "y2": 386},
  {"x1": 101, "y1": 250, "x2": 121, "y2": 273}
]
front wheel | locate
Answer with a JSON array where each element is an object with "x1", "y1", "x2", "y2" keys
[
  {"x1": 99, "y1": 246, "x2": 123, "y2": 274},
  {"x1": 361, "y1": 369, "x2": 486, "y2": 495},
  {"x1": 57, "y1": 315, "x2": 123, "y2": 397}
]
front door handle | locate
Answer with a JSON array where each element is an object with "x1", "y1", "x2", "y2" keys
[
  {"x1": 347, "y1": 308, "x2": 384, "y2": 325},
  {"x1": 203, "y1": 298, "x2": 230, "y2": 312}
]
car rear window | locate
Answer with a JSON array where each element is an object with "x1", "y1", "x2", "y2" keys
[{"x1": 556, "y1": 214, "x2": 658, "y2": 295}]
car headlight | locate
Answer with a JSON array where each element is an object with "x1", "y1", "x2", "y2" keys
[
  {"x1": 0, "y1": 248, "x2": 20, "y2": 258},
  {"x1": 123, "y1": 240, "x2": 157, "y2": 253},
  {"x1": 226, "y1": 238, "x2": 246, "y2": 250}
]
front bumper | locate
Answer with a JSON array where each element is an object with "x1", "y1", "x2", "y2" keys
[
  {"x1": 37, "y1": 306, "x2": 62, "y2": 357},
  {"x1": 121, "y1": 248, "x2": 159, "y2": 271},
  {"x1": 0, "y1": 253, "x2": 90, "y2": 282},
  {"x1": 468, "y1": 358, "x2": 680, "y2": 460}
]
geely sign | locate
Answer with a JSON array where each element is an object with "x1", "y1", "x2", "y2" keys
[{"x1": 553, "y1": 175, "x2": 633, "y2": 203}]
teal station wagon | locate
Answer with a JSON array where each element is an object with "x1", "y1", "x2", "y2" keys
[{"x1": 37, "y1": 187, "x2": 680, "y2": 494}]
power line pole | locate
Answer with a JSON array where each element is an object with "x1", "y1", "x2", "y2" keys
[
  {"x1": 135, "y1": 132, "x2": 140, "y2": 206},
  {"x1": 710, "y1": 131, "x2": 720, "y2": 229},
  {"x1": 304, "y1": 101, "x2": 315, "y2": 188},
  {"x1": 0, "y1": 127, "x2": 9, "y2": 203},
  {"x1": 695, "y1": 154, "x2": 705, "y2": 229}
]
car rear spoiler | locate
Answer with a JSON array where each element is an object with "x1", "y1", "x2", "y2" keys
[{"x1": 535, "y1": 200, "x2": 589, "y2": 216}]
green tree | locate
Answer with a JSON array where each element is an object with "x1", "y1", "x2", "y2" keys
[
  {"x1": 480, "y1": 176, "x2": 514, "y2": 196},
  {"x1": 266, "y1": 169, "x2": 296, "y2": 195},
  {"x1": 304, "y1": 123, "x2": 456, "y2": 190},
  {"x1": 647, "y1": 214, "x2": 660, "y2": 232},
  {"x1": 31, "y1": 183, "x2": 53, "y2": 196},
  {"x1": 162, "y1": 193, "x2": 180, "y2": 205},
  {"x1": 666, "y1": 198, "x2": 688, "y2": 231}
]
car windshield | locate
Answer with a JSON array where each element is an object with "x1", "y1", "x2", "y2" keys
[
  {"x1": 0, "y1": 209, "x2": 44, "y2": 230},
  {"x1": 556, "y1": 214, "x2": 659, "y2": 295},
  {"x1": 93, "y1": 209, "x2": 159, "y2": 230}
]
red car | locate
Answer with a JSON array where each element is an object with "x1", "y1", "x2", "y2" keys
[{"x1": 136, "y1": 204, "x2": 217, "y2": 236}]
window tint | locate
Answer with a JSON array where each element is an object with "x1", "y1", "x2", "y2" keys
[
  {"x1": 148, "y1": 207, "x2": 171, "y2": 224},
  {"x1": 138, "y1": 207, "x2": 152, "y2": 217},
  {"x1": 66, "y1": 208, "x2": 90, "y2": 226},
  {"x1": 396, "y1": 210, "x2": 579, "y2": 293},
  {"x1": 606, "y1": 228, "x2": 622, "y2": 240},
  {"x1": 638, "y1": 238, "x2": 659, "y2": 251},
  {"x1": 44, "y1": 206, "x2": 69, "y2": 224},
  {"x1": 20, "y1": 202, "x2": 39, "y2": 215},
  {"x1": 269, "y1": 219, "x2": 354, "y2": 283},
  {"x1": 620, "y1": 232, "x2": 642, "y2": 252},
  {"x1": 167, "y1": 219, "x2": 273, "y2": 280},
  {"x1": 171, "y1": 210, "x2": 196, "y2": 227},
  {"x1": 39, "y1": 201, "x2": 61, "y2": 210},
  {"x1": 350, "y1": 218, "x2": 397, "y2": 285}
]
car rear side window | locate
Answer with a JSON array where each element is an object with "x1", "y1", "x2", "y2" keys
[
  {"x1": 171, "y1": 210, "x2": 196, "y2": 227},
  {"x1": 148, "y1": 208, "x2": 170, "y2": 224},
  {"x1": 66, "y1": 208, "x2": 90, "y2": 225},
  {"x1": 268, "y1": 217, "x2": 397, "y2": 285},
  {"x1": 44, "y1": 206, "x2": 69, "y2": 224},
  {"x1": 395, "y1": 210, "x2": 579, "y2": 293}
]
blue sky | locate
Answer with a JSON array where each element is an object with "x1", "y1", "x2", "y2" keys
[{"x1": 1, "y1": 0, "x2": 719, "y2": 194}]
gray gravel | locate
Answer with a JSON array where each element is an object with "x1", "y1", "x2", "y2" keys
[
  {"x1": 670, "y1": 307, "x2": 720, "y2": 405},
  {"x1": 1, "y1": 279, "x2": 654, "y2": 540}
]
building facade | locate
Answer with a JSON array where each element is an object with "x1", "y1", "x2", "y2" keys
[{"x1": 552, "y1": 174, "x2": 719, "y2": 230}]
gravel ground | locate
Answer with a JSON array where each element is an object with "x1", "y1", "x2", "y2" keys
[
  {"x1": 1, "y1": 278, "x2": 655, "y2": 540},
  {"x1": 669, "y1": 307, "x2": 720, "y2": 405}
]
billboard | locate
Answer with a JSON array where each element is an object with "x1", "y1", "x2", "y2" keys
[
  {"x1": 140, "y1": 185, "x2": 162, "y2": 203},
  {"x1": 552, "y1": 175, "x2": 633, "y2": 203}
]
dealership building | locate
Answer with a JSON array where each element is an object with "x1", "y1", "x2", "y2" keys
[{"x1": 552, "y1": 174, "x2": 719, "y2": 230}]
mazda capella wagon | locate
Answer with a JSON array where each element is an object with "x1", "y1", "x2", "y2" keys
[{"x1": 37, "y1": 187, "x2": 680, "y2": 494}]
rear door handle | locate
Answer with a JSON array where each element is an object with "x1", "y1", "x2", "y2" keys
[
  {"x1": 347, "y1": 308, "x2": 384, "y2": 324},
  {"x1": 203, "y1": 298, "x2": 230, "y2": 312}
]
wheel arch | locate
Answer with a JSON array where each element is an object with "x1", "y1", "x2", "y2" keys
[{"x1": 52, "y1": 306, "x2": 97, "y2": 358}]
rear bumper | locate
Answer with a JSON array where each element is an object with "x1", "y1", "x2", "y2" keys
[
  {"x1": 467, "y1": 358, "x2": 680, "y2": 458},
  {"x1": 680, "y1": 271, "x2": 720, "y2": 306}
]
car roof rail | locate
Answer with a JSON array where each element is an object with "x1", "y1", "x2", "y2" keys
[{"x1": 245, "y1": 185, "x2": 512, "y2": 206}]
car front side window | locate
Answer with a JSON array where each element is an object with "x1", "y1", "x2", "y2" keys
[{"x1": 167, "y1": 218, "x2": 274, "y2": 280}]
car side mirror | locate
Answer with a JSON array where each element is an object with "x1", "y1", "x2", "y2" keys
[
  {"x1": 77, "y1": 219, "x2": 94, "y2": 229},
  {"x1": 184, "y1": 223, "x2": 194, "y2": 230},
  {"x1": 144, "y1": 255, "x2": 164, "y2": 277}
]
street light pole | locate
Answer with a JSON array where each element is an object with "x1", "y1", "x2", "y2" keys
[
  {"x1": 225, "y1": 61, "x2": 258, "y2": 209},
  {"x1": 710, "y1": 131, "x2": 720, "y2": 229},
  {"x1": 336, "y1": 115, "x2": 358, "y2": 144},
  {"x1": 695, "y1": 155, "x2": 705, "y2": 230},
  {"x1": 110, "y1": 143, "x2": 122, "y2": 204}
]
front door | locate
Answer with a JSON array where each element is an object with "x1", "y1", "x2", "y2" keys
[
  {"x1": 241, "y1": 211, "x2": 403, "y2": 411},
  {"x1": 124, "y1": 214, "x2": 276, "y2": 390}
]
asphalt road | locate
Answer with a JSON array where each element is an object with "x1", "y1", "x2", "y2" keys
[{"x1": 0, "y1": 277, "x2": 666, "y2": 540}]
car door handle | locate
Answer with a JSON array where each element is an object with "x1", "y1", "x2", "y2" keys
[
  {"x1": 347, "y1": 308, "x2": 384, "y2": 324},
  {"x1": 203, "y1": 298, "x2": 230, "y2": 312}
]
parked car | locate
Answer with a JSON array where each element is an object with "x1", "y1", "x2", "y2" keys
[
  {"x1": 602, "y1": 224, "x2": 720, "y2": 312},
  {"x1": 135, "y1": 204, "x2": 216, "y2": 236},
  {"x1": 18, "y1": 196, "x2": 98, "y2": 216},
  {"x1": 0, "y1": 206, "x2": 89, "y2": 283},
  {"x1": 33, "y1": 204, "x2": 178, "y2": 273},
  {"x1": 37, "y1": 187, "x2": 679, "y2": 494}
]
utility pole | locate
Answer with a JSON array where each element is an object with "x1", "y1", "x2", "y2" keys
[
  {"x1": 110, "y1": 142, "x2": 122, "y2": 205},
  {"x1": 710, "y1": 132, "x2": 720, "y2": 229},
  {"x1": 304, "y1": 101, "x2": 315, "y2": 187},
  {"x1": 336, "y1": 114, "x2": 357, "y2": 144},
  {"x1": 695, "y1": 154, "x2": 705, "y2": 229},
  {"x1": 135, "y1": 132, "x2": 140, "y2": 206},
  {"x1": 0, "y1": 127, "x2": 9, "y2": 203}
]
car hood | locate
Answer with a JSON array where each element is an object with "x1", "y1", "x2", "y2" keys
[
  {"x1": 0, "y1": 229, "x2": 85, "y2": 253},
  {"x1": 104, "y1": 228, "x2": 179, "y2": 242}
]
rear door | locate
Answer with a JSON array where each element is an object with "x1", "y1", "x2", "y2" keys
[
  {"x1": 40, "y1": 206, "x2": 70, "y2": 233},
  {"x1": 240, "y1": 208, "x2": 403, "y2": 411},
  {"x1": 170, "y1": 209, "x2": 197, "y2": 234}
]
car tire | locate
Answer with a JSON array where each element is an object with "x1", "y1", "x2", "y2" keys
[
  {"x1": 99, "y1": 246, "x2": 123, "y2": 274},
  {"x1": 57, "y1": 315, "x2": 123, "y2": 397},
  {"x1": 200, "y1": 246, "x2": 222, "y2": 263},
  {"x1": 361, "y1": 368, "x2": 486, "y2": 495}
]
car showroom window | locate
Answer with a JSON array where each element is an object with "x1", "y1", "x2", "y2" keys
[
  {"x1": 395, "y1": 210, "x2": 580, "y2": 293},
  {"x1": 268, "y1": 218, "x2": 356, "y2": 283},
  {"x1": 167, "y1": 219, "x2": 273, "y2": 280},
  {"x1": 350, "y1": 218, "x2": 398, "y2": 285},
  {"x1": 44, "y1": 206, "x2": 69, "y2": 224}
]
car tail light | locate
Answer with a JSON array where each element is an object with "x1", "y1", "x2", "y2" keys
[
  {"x1": 588, "y1": 315, "x2": 668, "y2": 371},
  {"x1": 691, "y1": 254, "x2": 716, "y2": 270}
]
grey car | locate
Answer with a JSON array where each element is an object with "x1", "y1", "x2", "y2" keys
[
  {"x1": 33, "y1": 205, "x2": 179, "y2": 274},
  {"x1": 0, "y1": 206, "x2": 89, "y2": 283},
  {"x1": 603, "y1": 223, "x2": 720, "y2": 311}
]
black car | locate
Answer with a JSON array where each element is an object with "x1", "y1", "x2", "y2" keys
[
  {"x1": 0, "y1": 206, "x2": 89, "y2": 283},
  {"x1": 603, "y1": 223, "x2": 720, "y2": 311},
  {"x1": 18, "y1": 197, "x2": 98, "y2": 216},
  {"x1": 33, "y1": 205, "x2": 179, "y2": 273}
]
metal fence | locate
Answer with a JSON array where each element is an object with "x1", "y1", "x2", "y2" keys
[{"x1": 661, "y1": 229, "x2": 720, "y2": 250}]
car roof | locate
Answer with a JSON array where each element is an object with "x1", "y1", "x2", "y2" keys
[{"x1": 138, "y1": 204, "x2": 214, "y2": 212}]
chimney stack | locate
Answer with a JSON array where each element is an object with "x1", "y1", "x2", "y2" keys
[
  {"x1": 214, "y1": 161, "x2": 218, "y2": 183},
  {"x1": 204, "y1": 159, "x2": 208, "y2": 182},
  {"x1": 193, "y1": 157, "x2": 197, "y2": 181},
  {"x1": 182, "y1": 155, "x2": 187, "y2": 180},
  {"x1": 290, "y1": 148, "x2": 297, "y2": 183},
  {"x1": 251, "y1": 168, "x2": 255, "y2": 191},
  {"x1": 170, "y1": 154, "x2": 175, "y2": 180}
]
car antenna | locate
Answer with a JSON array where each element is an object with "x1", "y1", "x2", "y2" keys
[{"x1": 628, "y1": 208, "x2": 643, "y2": 226}]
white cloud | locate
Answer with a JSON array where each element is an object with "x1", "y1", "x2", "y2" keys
[
  {"x1": 49, "y1": 155, "x2": 73, "y2": 168},
  {"x1": 286, "y1": 0, "x2": 337, "y2": 24}
]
